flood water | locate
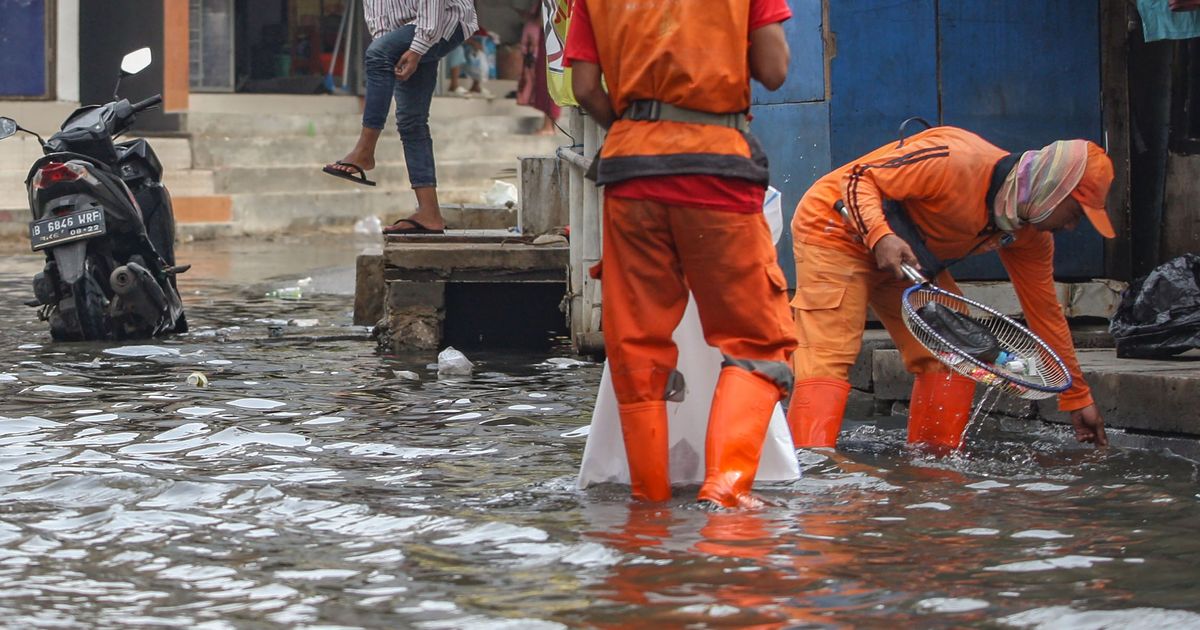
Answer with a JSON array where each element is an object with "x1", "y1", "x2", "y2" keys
[{"x1": 1, "y1": 238, "x2": 1199, "y2": 628}]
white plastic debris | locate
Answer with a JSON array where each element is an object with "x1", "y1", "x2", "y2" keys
[
  {"x1": 186, "y1": 372, "x2": 209, "y2": 387},
  {"x1": 354, "y1": 215, "x2": 383, "y2": 235},
  {"x1": 393, "y1": 370, "x2": 420, "y2": 381},
  {"x1": 543, "y1": 357, "x2": 589, "y2": 369},
  {"x1": 288, "y1": 319, "x2": 319, "y2": 328},
  {"x1": 437, "y1": 346, "x2": 474, "y2": 376},
  {"x1": 481, "y1": 180, "x2": 518, "y2": 208}
]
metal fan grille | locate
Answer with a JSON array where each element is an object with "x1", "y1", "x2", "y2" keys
[{"x1": 900, "y1": 284, "x2": 1072, "y2": 400}]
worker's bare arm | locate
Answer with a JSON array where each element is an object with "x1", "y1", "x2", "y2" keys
[
  {"x1": 749, "y1": 23, "x2": 789, "y2": 91},
  {"x1": 571, "y1": 61, "x2": 616, "y2": 129}
]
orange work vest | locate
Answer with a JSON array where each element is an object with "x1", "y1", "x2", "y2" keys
[{"x1": 584, "y1": 0, "x2": 769, "y2": 186}]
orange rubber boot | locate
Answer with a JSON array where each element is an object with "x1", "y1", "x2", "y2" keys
[
  {"x1": 698, "y1": 367, "x2": 780, "y2": 508},
  {"x1": 617, "y1": 401, "x2": 672, "y2": 502},
  {"x1": 907, "y1": 371, "x2": 977, "y2": 453},
  {"x1": 786, "y1": 378, "x2": 852, "y2": 448}
]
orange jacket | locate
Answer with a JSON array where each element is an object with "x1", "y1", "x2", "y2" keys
[
  {"x1": 792, "y1": 126, "x2": 1093, "y2": 411},
  {"x1": 584, "y1": 0, "x2": 769, "y2": 186}
]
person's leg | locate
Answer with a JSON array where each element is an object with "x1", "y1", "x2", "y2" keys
[
  {"x1": 671, "y1": 206, "x2": 798, "y2": 507},
  {"x1": 328, "y1": 26, "x2": 417, "y2": 177},
  {"x1": 391, "y1": 28, "x2": 466, "y2": 230},
  {"x1": 787, "y1": 243, "x2": 874, "y2": 448},
  {"x1": 602, "y1": 195, "x2": 690, "y2": 501}
]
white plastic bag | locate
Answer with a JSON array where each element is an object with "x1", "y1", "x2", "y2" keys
[
  {"x1": 437, "y1": 346, "x2": 474, "y2": 376},
  {"x1": 482, "y1": 180, "x2": 518, "y2": 208},
  {"x1": 578, "y1": 187, "x2": 799, "y2": 489}
]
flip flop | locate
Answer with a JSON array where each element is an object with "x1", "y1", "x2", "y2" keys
[
  {"x1": 382, "y1": 218, "x2": 445, "y2": 235},
  {"x1": 322, "y1": 161, "x2": 377, "y2": 186}
]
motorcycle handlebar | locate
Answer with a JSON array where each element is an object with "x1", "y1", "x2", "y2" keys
[{"x1": 131, "y1": 95, "x2": 163, "y2": 113}]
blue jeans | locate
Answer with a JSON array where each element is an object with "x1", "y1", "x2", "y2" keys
[{"x1": 362, "y1": 25, "x2": 464, "y2": 188}]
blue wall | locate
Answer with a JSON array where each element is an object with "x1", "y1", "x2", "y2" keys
[
  {"x1": 756, "y1": 0, "x2": 1106, "y2": 285},
  {"x1": 751, "y1": 0, "x2": 831, "y2": 285},
  {"x1": 0, "y1": 0, "x2": 49, "y2": 97}
]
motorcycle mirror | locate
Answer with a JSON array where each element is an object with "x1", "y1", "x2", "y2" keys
[
  {"x1": 120, "y1": 48, "x2": 152, "y2": 76},
  {"x1": 0, "y1": 117, "x2": 16, "y2": 141}
]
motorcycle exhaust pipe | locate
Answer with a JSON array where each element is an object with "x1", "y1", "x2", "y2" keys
[{"x1": 110, "y1": 265, "x2": 139, "y2": 296}]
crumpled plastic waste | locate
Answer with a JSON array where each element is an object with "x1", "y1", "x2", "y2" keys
[
  {"x1": 186, "y1": 372, "x2": 209, "y2": 387},
  {"x1": 437, "y1": 346, "x2": 474, "y2": 376},
  {"x1": 288, "y1": 319, "x2": 319, "y2": 328},
  {"x1": 393, "y1": 370, "x2": 420, "y2": 381},
  {"x1": 482, "y1": 180, "x2": 518, "y2": 208}
]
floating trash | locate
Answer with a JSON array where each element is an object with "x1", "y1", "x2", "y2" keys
[
  {"x1": 541, "y1": 357, "x2": 589, "y2": 369},
  {"x1": 226, "y1": 398, "x2": 286, "y2": 410},
  {"x1": 437, "y1": 347, "x2": 474, "y2": 376},
  {"x1": 33, "y1": 385, "x2": 93, "y2": 394},
  {"x1": 103, "y1": 345, "x2": 180, "y2": 357},
  {"x1": 186, "y1": 372, "x2": 209, "y2": 387},
  {"x1": 393, "y1": 370, "x2": 420, "y2": 381}
]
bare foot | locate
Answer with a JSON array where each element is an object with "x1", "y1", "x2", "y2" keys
[{"x1": 327, "y1": 151, "x2": 375, "y2": 175}]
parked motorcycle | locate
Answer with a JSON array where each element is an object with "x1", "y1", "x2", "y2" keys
[{"x1": 0, "y1": 48, "x2": 188, "y2": 341}]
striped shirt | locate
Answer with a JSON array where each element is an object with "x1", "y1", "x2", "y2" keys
[{"x1": 363, "y1": 0, "x2": 479, "y2": 56}]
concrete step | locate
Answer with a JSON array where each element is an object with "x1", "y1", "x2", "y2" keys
[
  {"x1": 0, "y1": 136, "x2": 193, "y2": 171},
  {"x1": 228, "y1": 189, "x2": 517, "y2": 234},
  {"x1": 190, "y1": 127, "x2": 564, "y2": 168},
  {"x1": 1, "y1": 168, "x2": 215, "y2": 211},
  {"x1": 185, "y1": 106, "x2": 548, "y2": 137},
  {"x1": 210, "y1": 159, "x2": 517, "y2": 194},
  {"x1": 0, "y1": 100, "x2": 82, "y2": 136},
  {"x1": 163, "y1": 169, "x2": 217, "y2": 197}
]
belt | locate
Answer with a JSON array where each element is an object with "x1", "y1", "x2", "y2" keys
[{"x1": 623, "y1": 100, "x2": 749, "y2": 132}]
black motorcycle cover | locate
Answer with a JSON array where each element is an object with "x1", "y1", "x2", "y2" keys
[
  {"x1": 1109, "y1": 254, "x2": 1200, "y2": 359},
  {"x1": 918, "y1": 301, "x2": 1002, "y2": 363}
]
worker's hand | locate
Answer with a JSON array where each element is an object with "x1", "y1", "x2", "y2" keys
[
  {"x1": 1069, "y1": 404, "x2": 1109, "y2": 447},
  {"x1": 395, "y1": 50, "x2": 422, "y2": 81},
  {"x1": 873, "y1": 234, "x2": 920, "y2": 280}
]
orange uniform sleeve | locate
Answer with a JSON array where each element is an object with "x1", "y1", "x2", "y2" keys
[
  {"x1": 841, "y1": 139, "x2": 953, "y2": 249},
  {"x1": 997, "y1": 230, "x2": 1094, "y2": 412}
]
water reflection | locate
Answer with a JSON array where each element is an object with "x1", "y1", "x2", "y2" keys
[{"x1": 0, "y1": 252, "x2": 1198, "y2": 627}]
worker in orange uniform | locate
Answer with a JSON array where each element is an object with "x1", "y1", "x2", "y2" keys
[
  {"x1": 565, "y1": 0, "x2": 798, "y2": 507},
  {"x1": 789, "y1": 125, "x2": 1112, "y2": 452}
]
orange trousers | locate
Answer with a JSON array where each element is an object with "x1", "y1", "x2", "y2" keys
[
  {"x1": 791, "y1": 241, "x2": 963, "y2": 380},
  {"x1": 601, "y1": 196, "x2": 797, "y2": 403}
]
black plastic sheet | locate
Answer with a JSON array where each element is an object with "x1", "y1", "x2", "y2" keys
[
  {"x1": 1110, "y1": 254, "x2": 1200, "y2": 359},
  {"x1": 918, "y1": 301, "x2": 1002, "y2": 363}
]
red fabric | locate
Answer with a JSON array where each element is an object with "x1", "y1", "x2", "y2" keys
[{"x1": 565, "y1": 0, "x2": 792, "y2": 213}]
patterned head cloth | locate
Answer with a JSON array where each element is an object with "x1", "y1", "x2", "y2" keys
[{"x1": 993, "y1": 140, "x2": 1090, "y2": 233}]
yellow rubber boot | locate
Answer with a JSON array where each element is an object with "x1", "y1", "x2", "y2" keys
[
  {"x1": 907, "y1": 371, "x2": 977, "y2": 453},
  {"x1": 698, "y1": 367, "x2": 781, "y2": 508},
  {"x1": 617, "y1": 401, "x2": 672, "y2": 502},
  {"x1": 787, "y1": 378, "x2": 852, "y2": 448}
]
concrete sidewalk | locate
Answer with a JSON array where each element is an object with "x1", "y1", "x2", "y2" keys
[{"x1": 858, "y1": 329, "x2": 1200, "y2": 438}]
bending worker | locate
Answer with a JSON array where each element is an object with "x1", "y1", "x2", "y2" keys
[
  {"x1": 789, "y1": 125, "x2": 1112, "y2": 452},
  {"x1": 566, "y1": 0, "x2": 797, "y2": 507}
]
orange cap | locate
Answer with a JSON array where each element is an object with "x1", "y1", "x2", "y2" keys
[{"x1": 1070, "y1": 142, "x2": 1116, "y2": 238}]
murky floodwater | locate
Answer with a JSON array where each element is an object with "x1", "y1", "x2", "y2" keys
[{"x1": 1, "y1": 239, "x2": 1199, "y2": 629}]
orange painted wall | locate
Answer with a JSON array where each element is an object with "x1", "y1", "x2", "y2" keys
[{"x1": 163, "y1": 0, "x2": 189, "y2": 112}]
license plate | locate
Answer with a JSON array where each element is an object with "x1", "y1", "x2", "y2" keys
[{"x1": 30, "y1": 209, "x2": 106, "y2": 251}]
